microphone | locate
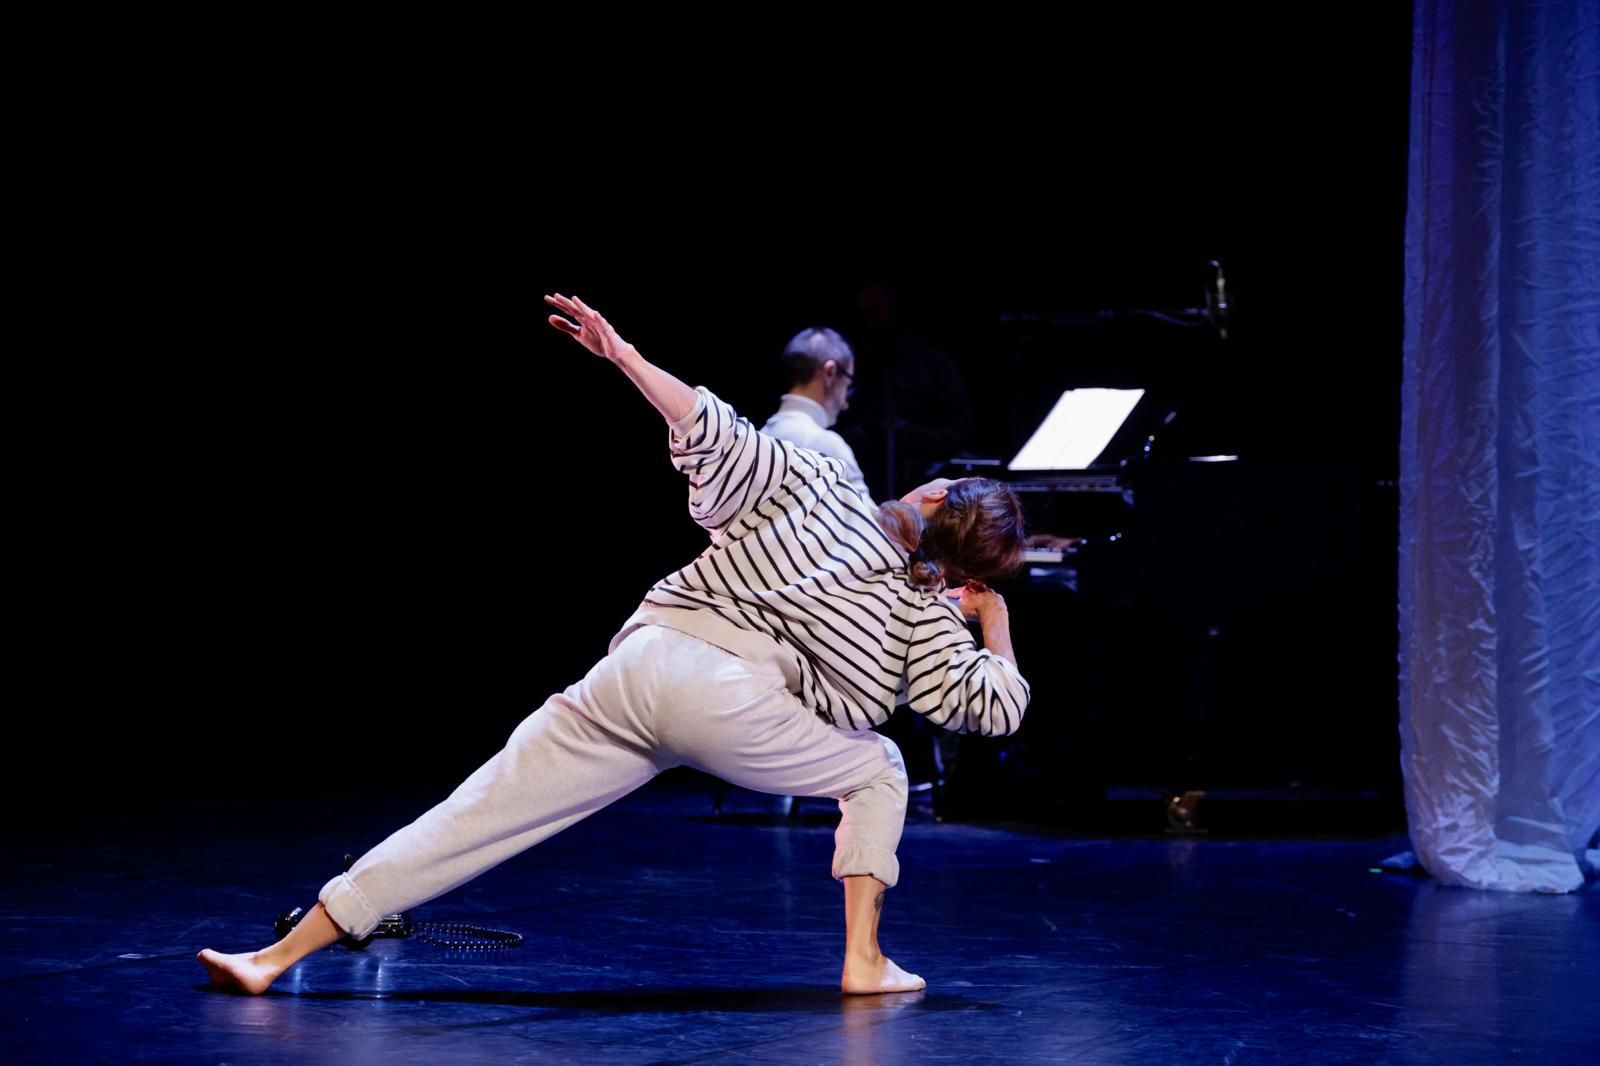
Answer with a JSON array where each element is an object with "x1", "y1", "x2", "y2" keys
[{"x1": 1206, "y1": 259, "x2": 1230, "y2": 340}]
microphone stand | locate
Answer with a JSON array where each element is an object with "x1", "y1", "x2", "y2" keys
[{"x1": 996, "y1": 261, "x2": 1231, "y2": 340}]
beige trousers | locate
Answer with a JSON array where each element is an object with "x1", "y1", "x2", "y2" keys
[{"x1": 321, "y1": 625, "x2": 908, "y2": 938}]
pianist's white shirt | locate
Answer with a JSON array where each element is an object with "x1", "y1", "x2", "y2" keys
[{"x1": 761, "y1": 394, "x2": 872, "y2": 500}]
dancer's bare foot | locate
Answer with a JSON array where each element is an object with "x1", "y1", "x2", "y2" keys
[
  {"x1": 841, "y1": 951, "x2": 926, "y2": 995},
  {"x1": 197, "y1": 949, "x2": 282, "y2": 995},
  {"x1": 197, "y1": 901, "x2": 347, "y2": 995}
]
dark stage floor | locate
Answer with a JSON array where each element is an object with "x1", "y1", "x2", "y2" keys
[{"x1": 4, "y1": 774, "x2": 1595, "y2": 1064}]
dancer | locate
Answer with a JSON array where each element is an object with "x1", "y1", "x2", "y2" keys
[{"x1": 198, "y1": 293, "x2": 1029, "y2": 996}]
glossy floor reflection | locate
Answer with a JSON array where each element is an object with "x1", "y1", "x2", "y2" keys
[{"x1": 3, "y1": 775, "x2": 1595, "y2": 1064}]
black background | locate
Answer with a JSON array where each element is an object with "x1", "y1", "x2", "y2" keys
[{"x1": 24, "y1": 15, "x2": 1412, "y2": 828}]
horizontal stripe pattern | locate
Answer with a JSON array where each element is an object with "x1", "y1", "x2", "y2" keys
[{"x1": 645, "y1": 388, "x2": 1030, "y2": 736}]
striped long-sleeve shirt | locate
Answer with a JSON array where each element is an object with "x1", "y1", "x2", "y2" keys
[{"x1": 615, "y1": 387, "x2": 1030, "y2": 737}]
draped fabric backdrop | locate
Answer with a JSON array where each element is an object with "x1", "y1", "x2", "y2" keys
[{"x1": 1400, "y1": 0, "x2": 1600, "y2": 892}]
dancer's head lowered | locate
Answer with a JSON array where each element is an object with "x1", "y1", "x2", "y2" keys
[{"x1": 875, "y1": 477, "x2": 1026, "y2": 592}]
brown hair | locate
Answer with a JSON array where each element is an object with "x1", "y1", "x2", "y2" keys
[{"x1": 875, "y1": 479, "x2": 1026, "y2": 591}]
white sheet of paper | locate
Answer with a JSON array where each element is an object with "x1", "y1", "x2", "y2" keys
[{"x1": 1007, "y1": 388, "x2": 1145, "y2": 471}]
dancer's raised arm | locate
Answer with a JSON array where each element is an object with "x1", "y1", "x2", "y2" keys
[{"x1": 545, "y1": 293, "x2": 698, "y2": 425}]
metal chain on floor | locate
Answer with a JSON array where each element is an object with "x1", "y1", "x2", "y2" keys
[
  {"x1": 302, "y1": 854, "x2": 527, "y2": 951},
  {"x1": 408, "y1": 921, "x2": 524, "y2": 951}
]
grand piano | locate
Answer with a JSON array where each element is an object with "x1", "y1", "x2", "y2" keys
[{"x1": 923, "y1": 296, "x2": 1396, "y2": 833}]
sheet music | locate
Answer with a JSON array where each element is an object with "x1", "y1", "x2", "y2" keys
[{"x1": 1008, "y1": 388, "x2": 1145, "y2": 471}]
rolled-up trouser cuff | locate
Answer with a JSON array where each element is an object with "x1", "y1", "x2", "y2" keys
[
  {"x1": 318, "y1": 872, "x2": 383, "y2": 939},
  {"x1": 832, "y1": 844, "x2": 900, "y2": 889}
]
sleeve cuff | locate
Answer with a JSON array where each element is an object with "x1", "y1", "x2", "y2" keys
[
  {"x1": 318, "y1": 872, "x2": 382, "y2": 940},
  {"x1": 668, "y1": 387, "x2": 708, "y2": 440}
]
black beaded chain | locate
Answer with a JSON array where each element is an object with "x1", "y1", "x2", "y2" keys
[
  {"x1": 409, "y1": 921, "x2": 524, "y2": 951},
  {"x1": 328, "y1": 853, "x2": 523, "y2": 951},
  {"x1": 276, "y1": 905, "x2": 526, "y2": 951}
]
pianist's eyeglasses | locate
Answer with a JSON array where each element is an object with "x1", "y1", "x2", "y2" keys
[{"x1": 836, "y1": 364, "x2": 857, "y2": 401}]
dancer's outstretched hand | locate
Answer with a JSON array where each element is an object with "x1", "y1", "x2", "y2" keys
[{"x1": 545, "y1": 293, "x2": 633, "y2": 362}]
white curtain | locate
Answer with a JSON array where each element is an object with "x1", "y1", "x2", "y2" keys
[{"x1": 1399, "y1": 0, "x2": 1600, "y2": 892}]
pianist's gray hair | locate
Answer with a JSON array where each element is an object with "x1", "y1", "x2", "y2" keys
[{"x1": 780, "y1": 327, "x2": 854, "y2": 387}]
